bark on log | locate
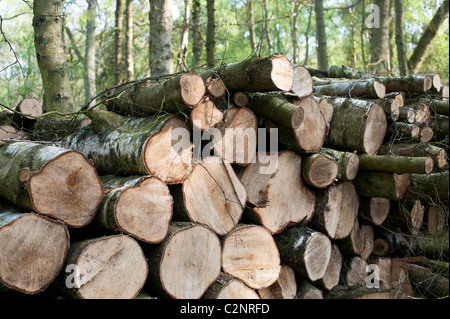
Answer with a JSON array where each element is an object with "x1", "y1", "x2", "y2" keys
[
  {"x1": 222, "y1": 224, "x2": 281, "y2": 289},
  {"x1": 386, "y1": 199, "x2": 425, "y2": 236},
  {"x1": 143, "y1": 222, "x2": 221, "y2": 299},
  {"x1": 309, "y1": 181, "x2": 359, "y2": 240},
  {"x1": 325, "y1": 284, "x2": 392, "y2": 299},
  {"x1": 359, "y1": 196, "x2": 390, "y2": 226},
  {"x1": 408, "y1": 263, "x2": 449, "y2": 298},
  {"x1": 301, "y1": 152, "x2": 338, "y2": 188},
  {"x1": 105, "y1": 73, "x2": 206, "y2": 115},
  {"x1": 203, "y1": 273, "x2": 260, "y2": 299},
  {"x1": 62, "y1": 111, "x2": 193, "y2": 184},
  {"x1": 274, "y1": 224, "x2": 332, "y2": 282},
  {"x1": 322, "y1": 97, "x2": 387, "y2": 155},
  {"x1": 313, "y1": 79, "x2": 386, "y2": 99},
  {"x1": 427, "y1": 205, "x2": 447, "y2": 234},
  {"x1": 337, "y1": 218, "x2": 365, "y2": 256},
  {"x1": 357, "y1": 154, "x2": 434, "y2": 174},
  {"x1": 237, "y1": 151, "x2": 315, "y2": 234},
  {"x1": 398, "y1": 107, "x2": 416, "y2": 123},
  {"x1": 171, "y1": 156, "x2": 246, "y2": 236},
  {"x1": 319, "y1": 148, "x2": 359, "y2": 181},
  {"x1": 296, "y1": 280, "x2": 323, "y2": 299},
  {"x1": 407, "y1": 232, "x2": 449, "y2": 260},
  {"x1": 215, "y1": 54, "x2": 294, "y2": 92},
  {"x1": 0, "y1": 203, "x2": 69, "y2": 295},
  {"x1": 257, "y1": 265, "x2": 297, "y2": 299},
  {"x1": 0, "y1": 141, "x2": 103, "y2": 227},
  {"x1": 316, "y1": 244, "x2": 343, "y2": 291},
  {"x1": 291, "y1": 65, "x2": 313, "y2": 98},
  {"x1": 413, "y1": 259, "x2": 449, "y2": 278},
  {"x1": 61, "y1": 234, "x2": 148, "y2": 299},
  {"x1": 95, "y1": 175, "x2": 173, "y2": 244},
  {"x1": 407, "y1": 98, "x2": 449, "y2": 116},
  {"x1": 443, "y1": 85, "x2": 449, "y2": 101},
  {"x1": 374, "y1": 75, "x2": 433, "y2": 93},
  {"x1": 354, "y1": 171, "x2": 411, "y2": 200},
  {"x1": 429, "y1": 115, "x2": 449, "y2": 141},
  {"x1": 385, "y1": 122, "x2": 420, "y2": 142},
  {"x1": 408, "y1": 170, "x2": 449, "y2": 202}
]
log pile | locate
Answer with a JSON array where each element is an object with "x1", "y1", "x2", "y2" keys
[{"x1": 0, "y1": 55, "x2": 448, "y2": 300}]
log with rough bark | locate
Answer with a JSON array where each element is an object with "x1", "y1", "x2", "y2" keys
[
  {"x1": 319, "y1": 148, "x2": 359, "y2": 181},
  {"x1": 257, "y1": 265, "x2": 297, "y2": 299},
  {"x1": 358, "y1": 196, "x2": 390, "y2": 226},
  {"x1": 143, "y1": 222, "x2": 221, "y2": 299},
  {"x1": 215, "y1": 54, "x2": 294, "y2": 92},
  {"x1": 375, "y1": 75, "x2": 433, "y2": 93},
  {"x1": 60, "y1": 234, "x2": 148, "y2": 299},
  {"x1": 274, "y1": 224, "x2": 332, "y2": 282},
  {"x1": 385, "y1": 122, "x2": 421, "y2": 142},
  {"x1": 309, "y1": 181, "x2": 359, "y2": 240},
  {"x1": 203, "y1": 273, "x2": 260, "y2": 299},
  {"x1": 357, "y1": 154, "x2": 434, "y2": 174},
  {"x1": 190, "y1": 99, "x2": 223, "y2": 131},
  {"x1": 296, "y1": 280, "x2": 323, "y2": 299},
  {"x1": 222, "y1": 224, "x2": 281, "y2": 289},
  {"x1": 313, "y1": 79, "x2": 386, "y2": 99},
  {"x1": 62, "y1": 111, "x2": 193, "y2": 184},
  {"x1": 322, "y1": 97, "x2": 387, "y2": 155},
  {"x1": 408, "y1": 170, "x2": 449, "y2": 202},
  {"x1": 398, "y1": 106, "x2": 416, "y2": 123},
  {"x1": 354, "y1": 171, "x2": 411, "y2": 200},
  {"x1": 429, "y1": 115, "x2": 449, "y2": 141},
  {"x1": 325, "y1": 285, "x2": 392, "y2": 299},
  {"x1": 316, "y1": 244, "x2": 343, "y2": 291},
  {"x1": 427, "y1": 205, "x2": 447, "y2": 234},
  {"x1": 95, "y1": 175, "x2": 173, "y2": 244},
  {"x1": 237, "y1": 151, "x2": 315, "y2": 234},
  {"x1": 105, "y1": 73, "x2": 206, "y2": 115},
  {"x1": 408, "y1": 263, "x2": 449, "y2": 298},
  {"x1": 171, "y1": 157, "x2": 246, "y2": 236},
  {"x1": 0, "y1": 202, "x2": 69, "y2": 295},
  {"x1": 301, "y1": 152, "x2": 338, "y2": 188},
  {"x1": 212, "y1": 106, "x2": 258, "y2": 165},
  {"x1": 407, "y1": 232, "x2": 449, "y2": 260},
  {"x1": 377, "y1": 143, "x2": 448, "y2": 170},
  {"x1": 291, "y1": 65, "x2": 313, "y2": 98},
  {"x1": 0, "y1": 141, "x2": 103, "y2": 227},
  {"x1": 386, "y1": 199, "x2": 425, "y2": 236},
  {"x1": 248, "y1": 94, "x2": 327, "y2": 153},
  {"x1": 338, "y1": 219, "x2": 374, "y2": 260}
]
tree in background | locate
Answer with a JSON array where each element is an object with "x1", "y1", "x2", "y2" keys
[
  {"x1": 314, "y1": 0, "x2": 328, "y2": 70},
  {"x1": 206, "y1": 0, "x2": 215, "y2": 68},
  {"x1": 114, "y1": 0, "x2": 123, "y2": 85},
  {"x1": 369, "y1": 0, "x2": 391, "y2": 74},
  {"x1": 84, "y1": 0, "x2": 98, "y2": 105}
]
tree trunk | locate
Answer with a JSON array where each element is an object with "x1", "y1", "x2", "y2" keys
[
  {"x1": 316, "y1": 244, "x2": 343, "y2": 291},
  {"x1": 105, "y1": 73, "x2": 206, "y2": 115},
  {"x1": 247, "y1": 0, "x2": 257, "y2": 52},
  {"x1": 407, "y1": 232, "x2": 449, "y2": 261},
  {"x1": 257, "y1": 265, "x2": 297, "y2": 299},
  {"x1": 429, "y1": 115, "x2": 449, "y2": 141},
  {"x1": 386, "y1": 122, "x2": 420, "y2": 142},
  {"x1": 408, "y1": 0, "x2": 449, "y2": 73},
  {"x1": 143, "y1": 222, "x2": 221, "y2": 299},
  {"x1": 357, "y1": 154, "x2": 434, "y2": 174},
  {"x1": 398, "y1": 106, "x2": 416, "y2": 123},
  {"x1": 149, "y1": 0, "x2": 174, "y2": 75},
  {"x1": 95, "y1": 175, "x2": 173, "y2": 244},
  {"x1": 301, "y1": 152, "x2": 339, "y2": 188},
  {"x1": 0, "y1": 202, "x2": 69, "y2": 295},
  {"x1": 237, "y1": 151, "x2": 316, "y2": 234},
  {"x1": 309, "y1": 181, "x2": 359, "y2": 240},
  {"x1": 296, "y1": 280, "x2": 323, "y2": 299},
  {"x1": 323, "y1": 97, "x2": 387, "y2": 155},
  {"x1": 359, "y1": 196, "x2": 390, "y2": 226},
  {"x1": 62, "y1": 111, "x2": 193, "y2": 184},
  {"x1": 222, "y1": 224, "x2": 281, "y2": 289},
  {"x1": 204, "y1": 273, "x2": 260, "y2": 299},
  {"x1": 315, "y1": 0, "x2": 329, "y2": 70},
  {"x1": 319, "y1": 148, "x2": 359, "y2": 181},
  {"x1": 191, "y1": 0, "x2": 202, "y2": 66},
  {"x1": 84, "y1": 0, "x2": 97, "y2": 105},
  {"x1": 176, "y1": 0, "x2": 190, "y2": 72},
  {"x1": 232, "y1": 91, "x2": 249, "y2": 107},
  {"x1": 61, "y1": 234, "x2": 148, "y2": 299},
  {"x1": 313, "y1": 79, "x2": 386, "y2": 99},
  {"x1": 394, "y1": 0, "x2": 408, "y2": 75},
  {"x1": 114, "y1": 0, "x2": 124, "y2": 85},
  {"x1": 199, "y1": 70, "x2": 227, "y2": 102},
  {"x1": 408, "y1": 264, "x2": 449, "y2": 298},
  {"x1": 215, "y1": 54, "x2": 293, "y2": 92},
  {"x1": 206, "y1": 0, "x2": 215, "y2": 68},
  {"x1": 125, "y1": 0, "x2": 134, "y2": 81},
  {"x1": 354, "y1": 171, "x2": 411, "y2": 200},
  {"x1": 290, "y1": 1, "x2": 301, "y2": 64},
  {"x1": 274, "y1": 224, "x2": 331, "y2": 282},
  {"x1": 32, "y1": 0, "x2": 75, "y2": 113},
  {"x1": 0, "y1": 141, "x2": 103, "y2": 228},
  {"x1": 369, "y1": 0, "x2": 390, "y2": 74},
  {"x1": 171, "y1": 157, "x2": 247, "y2": 236}
]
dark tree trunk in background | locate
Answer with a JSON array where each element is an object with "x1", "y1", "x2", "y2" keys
[
  {"x1": 247, "y1": 0, "x2": 257, "y2": 52},
  {"x1": 315, "y1": 0, "x2": 329, "y2": 70},
  {"x1": 114, "y1": 0, "x2": 124, "y2": 85},
  {"x1": 370, "y1": 0, "x2": 391, "y2": 74},
  {"x1": 206, "y1": 0, "x2": 216, "y2": 68},
  {"x1": 191, "y1": 0, "x2": 202, "y2": 66},
  {"x1": 394, "y1": 0, "x2": 408, "y2": 76},
  {"x1": 84, "y1": 0, "x2": 97, "y2": 105},
  {"x1": 125, "y1": 0, "x2": 134, "y2": 81}
]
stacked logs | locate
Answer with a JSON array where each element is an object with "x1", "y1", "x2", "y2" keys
[{"x1": 0, "y1": 54, "x2": 448, "y2": 300}]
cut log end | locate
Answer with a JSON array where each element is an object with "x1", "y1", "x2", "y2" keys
[
  {"x1": 423, "y1": 76, "x2": 433, "y2": 92},
  {"x1": 179, "y1": 73, "x2": 207, "y2": 106},
  {"x1": 191, "y1": 99, "x2": 223, "y2": 131},
  {"x1": 271, "y1": 55, "x2": 294, "y2": 91},
  {"x1": 362, "y1": 103, "x2": 387, "y2": 155},
  {"x1": 345, "y1": 152, "x2": 360, "y2": 181},
  {"x1": 232, "y1": 92, "x2": 249, "y2": 107},
  {"x1": 374, "y1": 81, "x2": 386, "y2": 99},
  {"x1": 419, "y1": 126, "x2": 434, "y2": 142},
  {"x1": 368, "y1": 197, "x2": 390, "y2": 225},
  {"x1": 291, "y1": 105, "x2": 304, "y2": 129},
  {"x1": 144, "y1": 117, "x2": 193, "y2": 184},
  {"x1": 303, "y1": 154, "x2": 338, "y2": 188},
  {"x1": 0, "y1": 125, "x2": 27, "y2": 140},
  {"x1": 0, "y1": 213, "x2": 69, "y2": 295},
  {"x1": 205, "y1": 76, "x2": 227, "y2": 100},
  {"x1": 16, "y1": 98, "x2": 43, "y2": 119},
  {"x1": 291, "y1": 65, "x2": 313, "y2": 98},
  {"x1": 432, "y1": 74, "x2": 442, "y2": 92},
  {"x1": 304, "y1": 231, "x2": 332, "y2": 281},
  {"x1": 28, "y1": 150, "x2": 104, "y2": 228},
  {"x1": 393, "y1": 173, "x2": 411, "y2": 199},
  {"x1": 442, "y1": 85, "x2": 449, "y2": 100},
  {"x1": 257, "y1": 265, "x2": 297, "y2": 299},
  {"x1": 319, "y1": 244, "x2": 342, "y2": 291}
]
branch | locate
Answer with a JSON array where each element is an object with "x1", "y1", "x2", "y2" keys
[{"x1": 0, "y1": 15, "x2": 25, "y2": 77}]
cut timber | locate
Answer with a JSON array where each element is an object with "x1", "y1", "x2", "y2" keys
[
  {"x1": 296, "y1": 280, "x2": 323, "y2": 299},
  {"x1": 190, "y1": 99, "x2": 223, "y2": 131},
  {"x1": 428, "y1": 73, "x2": 442, "y2": 92},
  {"x1": 62, "y1": 111, "x2": 193, "y2": 184},
  {"x1": 341, "y1": 256, "x2": 368, "y2": 286},
  {"x1": 323, "y1": 97, "x2": 387, "y2": 155},
  {"x1": 309, "y1": 181, "x2": 359, "y2": 240},
  {"x1": 291, "y1": 65, "x2": 313, "y2": 98},
  {"x1": 386, "y1": 122, "x2": 420, "y2": 141},
  {"x1": 354, "y1": 171, "x2": 411, "y2": 200},
  {"x1": 232, "y1": 91, "x2": 249, "y2": 107},
  {"x1": 443, "y1": 85, "x2": 449, "y2": 101},
  {"x1": 407, "y1": 232, "x2": 449, "y2": 260},
  {"x1": 172, "y1": 156, "x2": 246, "y2": 236},
  {"x1": 427, "y1": 205, "x2": 447, "y2": 234},
  {"x1": 320, "y1": 148, "x2": 359, "y2": 181},
  {"x1": 377, "y1": 143, "x2": 448, "y2": 169},
  {"x1": 429, "y1": 115, "x2": 449, "y2": 141},
  {"x1": 106, "y1": 73, "x2": 206, "y2": 115},
  {"x1": 387, "y1": 199, "x2": 425, "y2": 236},
  {"x1": 0, "y1": 141, "x2": 103, "y2": 227},
  {"x1": 274, "y1": 224, "x2": 332, "y2": 282},
  {"x1": 15, "y1": 98, "x2": 42, "y2": 120},
  {"x1": 95, "y1": 175, "x2": 173, "y2": 244},
  {"x1": 325, "y1": 285, "x2": 392, "y2": 299},
  {"x1": 360, "y1": 225, "x2": 374, "y2": 260},
  {"x1": 213, "y1": 106, "x2": 258, "y2": 165},
  {"x1": 367, "y1": 256, "x2": 392, "y2": 289},
  {"x1": 413, "y1": 259, "x2": 449, "y2": 278},
  {"x1": 313, "y1": 97, "x2": 334, "y2": 129},
  {"x1": 0, "y1": 125, "x2": 27, "y2": 140},
  {"x1": 62, "y1": 235, "x2": 147, "y2": 299},
  {"x1": 378, "y1": 98, "x2": 400, "y2": 122},
  {"x1": 398, "y1": 107, "x2": 416, "y2": 123},
  {"x1": 316, "y1": 244, "x2": 343, "y2": 291},
  {"x1": 144, "y1": 222, "x2": 221, "y2": 299},
  {"x1": 222, "y1": 224, "x2": 281, "y2": 289},
  {"x1": 237, "y1": 151, "x2": 315, "y2": 234},
  {"x1": 203, "y1": 273, "x2": 260, "y2": 299},
  {"x1": 408, "y1": 264, "x2": 449, "y2": 298},
  {"x1": 357, "y1": 154, "x2": 434, "y2": 174},
  {"x1": 0, "y1": 203, "x2": 69, "y2": 295},
  {"x1": 302, "y1": 153, "x2": 338, "y2": 188},
  {"x1": 257, "y1": 265, "x2": 297, "y2": 299},
  {"x1": 408, "y1": 170, "x2": 449, "y2": 202},
  {"x1": 313, "y1": 79, "x2": 386, "y2": 99},
  {"x1": 337, "y1": 219, "x2": 365, "y2": 256},
  {"x1": 359, "y1": 196, "x2": 390, "y2": 226},
  {"x1": 374, "y1": 75, "x2": 433, "y2": 93},
  {"x1": 199, "y1": 71, "x2": 227, "y2": 101},
  {"x1": 215, "y1": 54, "x2": 293, "y2": 92}
]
